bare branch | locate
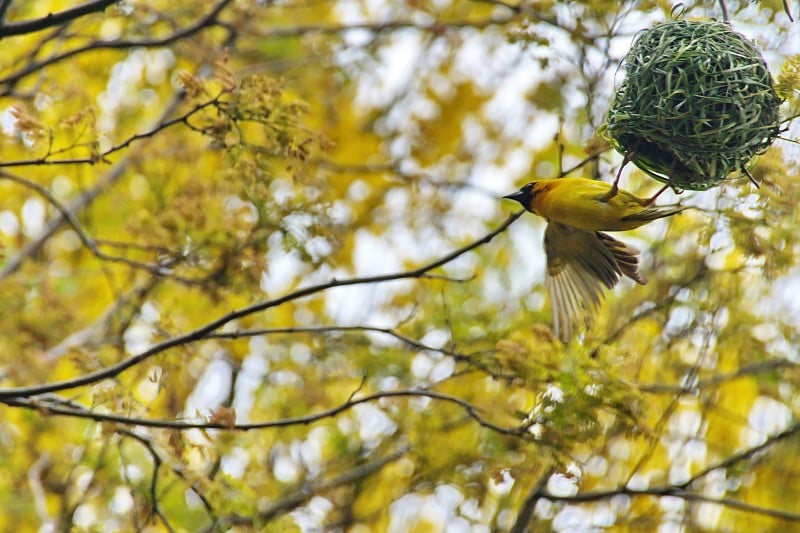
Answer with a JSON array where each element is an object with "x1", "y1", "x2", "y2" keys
[
  {"x1": 543, "y1": 486, "x2": 800, "y2": 523},
  {"x1": 4, "y1": 389, "x2": 527, "y2": 438},
  {"x1": 0, "y1": 211, "x2": 523, "y2": 398},
  {"x1": 528, "y1": 424, "x2": 800, "y2": 524},
  {"x1": 117, "y1": 431, "x2": 175, "y2": 532},
  {"x1": 718, "y1": 0, "x2": 731, "y2": 23},
  {"x1": 0, "y1": 0, "x2": 121, "y2": 37}
]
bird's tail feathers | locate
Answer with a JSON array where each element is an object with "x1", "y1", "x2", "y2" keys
[{"x1": 596, "y1": 232, "x2": 647, "y2": 285}]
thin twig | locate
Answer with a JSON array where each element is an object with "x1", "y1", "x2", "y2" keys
[
  {"x1": 119, "y1": 430, "x2": 217, "y2": 528},
  {"x1": 680, "y1": 421, "x2": 800, "y2": 488}
]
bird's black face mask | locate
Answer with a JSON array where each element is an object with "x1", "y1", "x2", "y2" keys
[{"x1": 503, "y1": 184, "x2": 534, "y2": 209}]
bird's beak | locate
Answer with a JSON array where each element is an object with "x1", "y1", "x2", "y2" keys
[{"x1": 503, "y1": 191, "x2": 526, "y2": 203}]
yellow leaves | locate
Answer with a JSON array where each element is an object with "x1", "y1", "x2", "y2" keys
[
  {"x1": 210, "y1": 405, "x2": 238, "y2": 428},
  {"x1": 59, "y1": 106, "x2": 96, "y2": 132},
  {"x1": 755, "y1": 148, "x2": 799, "y2": 212},
  {"x1": 775, "y1": 54, "x2": 800, "y2": 101},
  {"x1": 183, "y1": 73, "x2": 318, "y2": 165},
  {"x1": 527, "y1": 76, "x2": 567, "y2": 112},
  {"x1": 495, "y1": 324, "x2": 560, "y2": 381},
  {"x1": 704, "y1": 351, "x2": 760, "y2": 460},
  {"x1": 177, "y1": 70, "x2": 208, "y2": 99},
  {"x1": 9, "y1": 106, "x2": 46, "y2": 135},
  {"x1": 353, "y1": 454, "x2": 416, "y2": 520},
  {"x1": 213, "y1": 49, "x2": 236, "y2": 93},
  {"x1": 179, "y1": 50, "x2": 237, "y2": 99},
  {"x1": 414, "y1": 82, "x2": 488, "y2": 167},
  {"x1": 8, "y1": 105, "x2": 48, "y2": 144},
  {"x1": 0, "y1": 1, "x2": 798, "y2": 530}
]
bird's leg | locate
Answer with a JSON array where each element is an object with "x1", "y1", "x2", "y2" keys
[
  {"x1": 644, "y1": 183, "x2": 670, "y2": 205},
  {"x1": 645, "y1": 159, "x2": 683, "y2": 205},
  {"x1": 602, "y1": 149, "x2": 636, "y2": 201}
]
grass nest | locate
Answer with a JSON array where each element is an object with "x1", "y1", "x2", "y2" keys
[{"x1": 603, "y1": 20, "x2": 782, "y2": 190}]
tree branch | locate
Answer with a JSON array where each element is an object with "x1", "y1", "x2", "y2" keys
[
  {"x1": 511, "y1": 463, "x2": 556, "y2": 533},
  {"x1": 680, "y1": 421, "x2": 800, "y2": 488},
  {"x1": 0, "y1": 211, "x2": 522, "y2": 398},
  {"x1": 543, "y1": 486, "x2": 800, "y2": 522},
  {"x1": 3, "y1": 388, "x2": 527, "y2": 439},
  {"x1": 532, "y1": 423, "x2": 800, "y2": 524},
  {"x1": 0, "y1": 0, "x2": 121, "y2": 37},
  {"x1": 118, "y1": 430, "x2": 175, "y2": 533}
]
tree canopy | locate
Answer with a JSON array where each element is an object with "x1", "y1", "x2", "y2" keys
[{"x1": 1, "y1": 0, "x2": 799, "y2": 531}]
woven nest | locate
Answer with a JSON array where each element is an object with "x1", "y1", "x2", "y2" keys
[{"x1": 603, "y1": 20, "x2": 782, "y2": 190}]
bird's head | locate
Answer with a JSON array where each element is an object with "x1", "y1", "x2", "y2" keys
[{"x1": 503, "y1": 182, "x2": 536, "y2": 211}]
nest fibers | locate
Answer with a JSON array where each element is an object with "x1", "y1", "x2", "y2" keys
[{"x1": 603, "y1": 20, "x2": 782, "y2": 191}]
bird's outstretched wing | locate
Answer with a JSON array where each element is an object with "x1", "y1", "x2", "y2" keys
[{"x1": 544, "y1": 222, "x2": 646, "y2": 341}]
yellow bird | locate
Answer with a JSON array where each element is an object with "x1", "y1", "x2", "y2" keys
[
  {"x1": 503, "y1": 177, "x2": 686, "y2": 232},
  {"x1": 503, "y1": 177, "x2": 687, "y2": 341}
]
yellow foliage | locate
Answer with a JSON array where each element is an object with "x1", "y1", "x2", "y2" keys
[{"x1": 0, "y1": 1, "x2": 797, "y2": 531}]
